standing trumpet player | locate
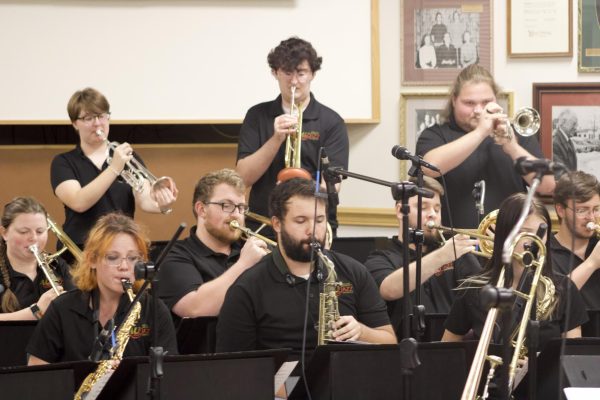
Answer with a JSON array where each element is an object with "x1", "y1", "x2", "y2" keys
[
  {"x1": 236, "y1": 37, "x2": 349, "y2": 238},
  {"x1": 551, "y1": 171, "x2": 600, "y2": 309},
  {"x1": 416, "y1": 65, "x2": 555, "y2": 229},
  {"x1": 0, "y1": 197, "x2": 74, "y2": 321},
  {"x1": 51, "y1": 88, "x2": 179, "y2": 259}
]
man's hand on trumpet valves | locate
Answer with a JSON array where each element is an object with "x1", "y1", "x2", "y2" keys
[
  {"x1": 110, "y1": 142, "x2": 135, "y2": 172},
  {"x1": 273, "y1": 114, "x2": 298, "y2": 141},
  {"x1": 436, "y1": 234, "x2": 479, "y2": 265},
  {"x1": 237, "y1": 236, "x2": 270, "y2": 270}
]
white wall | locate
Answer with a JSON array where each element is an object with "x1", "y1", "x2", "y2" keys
[{"x1": 338, "y1": 0, "x2": 600, "y2": 237}]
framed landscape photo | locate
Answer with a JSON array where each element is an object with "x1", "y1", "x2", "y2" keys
[
  {"x1": 399, "y1": 91, "x2": 512, "y2": 178},
  {"x1": 401, "y1": 0, "x2": 492, "y2": 85},
  {"x1": 508, "y1": 0, "x2": 572, "y2": 57},
  {"x1": 579, "y1": 0, "x2": 600, "y2": 71},
  {"x1": 533, "y1": 83, "x2": 600, "y2": 176}
]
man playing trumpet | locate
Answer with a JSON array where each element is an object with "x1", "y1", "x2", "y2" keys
[
  {"x1": 51, "y1": 88, "x2": 178, "y2": 260},
  {"x1": 551, "y1": 171, "x2": 600, "y2": 309},
  {"x1": 365, "y1": 176, "x2": 481, "y2": 333},
  {"x1": 236, "y1": 37, "x2": 349, "y2": 238},
  {"x1": 157, "y1": 169, "x2": 269, "y2": 323}
]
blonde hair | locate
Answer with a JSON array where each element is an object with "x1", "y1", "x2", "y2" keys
[{"x1": 72, "y1": 213, "x2": 149, "y2": 291}]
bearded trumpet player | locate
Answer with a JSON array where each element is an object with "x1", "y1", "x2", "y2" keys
[
  {"x1": 442, "y1": 194, "x2": 588, "y2": 399},
  {"x1": 217, "y1": 178, "x2": 396, "y2": 356},
  {"x1": 51, "y1": 88, "x2": 179, "y2": 262},
  {"x1": 235, "y1": 37, "x2": 349, "y2": 239}
]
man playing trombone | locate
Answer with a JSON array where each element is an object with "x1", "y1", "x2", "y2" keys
[
  {"x1": 157, "y1": 169, "x2": 269, "y2": 322},
  {"x1": 364, "y1": 176, "x2": 481, "y2": 333},
  {"x1": 551, "y1": 171, "x2": 600, "y2": 310},
  {"x1": 235, "y1": 37, "x2": 349, "y2": 238},
  {"x1": 51, "y1": 88, "x2": 179, "y2": 260}
]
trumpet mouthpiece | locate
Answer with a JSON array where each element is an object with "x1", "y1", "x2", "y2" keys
[
  {"x1": 229, "y1": 220, "x2": 241, "y2": 229},
  {"x1": 586, "y1": 221, "x2": 598, "y2": 231},
  {"x1": 95, "y1": 129, "x2": 105, "y2": 138},
  {"x1": 425, "y1": 221, "x2": 436, "y2": 230}
]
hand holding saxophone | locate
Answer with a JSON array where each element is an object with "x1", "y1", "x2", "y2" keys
[{"x1": 330, "y1": 315, "x2": 362, "y2": 342}]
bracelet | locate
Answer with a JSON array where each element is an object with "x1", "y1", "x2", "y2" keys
[
  {"x1": 30, "y1": 303, "x2": 43, "y2": 320},
  {"x1": 108, "y1": 165, "x2": 121, "y2": 177},
  {"x1": 160, "y1": 208, "x2": 173, "y2": 215}
]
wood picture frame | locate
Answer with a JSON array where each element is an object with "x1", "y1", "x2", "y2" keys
[
  {"x1": 507, "y1": 0, "x2": 572, "y2": 58},
  {"x1": 401, "y1": 0, "x2": 492, "y2": 85},
  {"x1": 579, "y1": 0, "x2": 600, "y2": 72}
]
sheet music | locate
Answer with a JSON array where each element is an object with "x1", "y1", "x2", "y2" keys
[
  {"x1": 83, "y1": 368, "x2": 115, "y2": 400},
  {"x1": 564, "y1": 387, "x2": 600, "y2": 400},
  {"x1": 274, "y1": 361, "x2": 298, "y2": 399}
]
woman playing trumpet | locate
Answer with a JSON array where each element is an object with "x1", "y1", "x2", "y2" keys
[
  {"x1": 0, "y1": 197, "x2": 73, "y2": 321},
  {"x1": 27, "y1": 213, "x2": 177, "y2": 364},
  {"x1": 51, "y1": 88, "x2": 179, "y2": 262}
]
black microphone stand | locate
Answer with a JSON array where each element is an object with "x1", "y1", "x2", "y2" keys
[
  {"x1": 327, "y1": 167, "x2": 433, "y2": 400},
  {"x1": 406, "y1": 162, "x2": 426, "y2": 340},
  {"x1": 133, "y1": 223, "x2": 186, "y2": 400}
]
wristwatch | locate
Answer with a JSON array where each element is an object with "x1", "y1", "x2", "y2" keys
[{"x1": 30, "y1": 303, "x2": 43, "y2": 320}]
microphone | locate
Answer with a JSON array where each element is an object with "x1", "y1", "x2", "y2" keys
[
  {"x1": 472, "y1": 180, "x2": 486, "y2": 215},
  {"x1": 285, "y1": 274, "x2": 296, "y2": 287},
  {"x1": 391, "y1": 145, "x2": 440, "y2": 172},
  {"x1": 320, "y1": 149, "x2": 340, "y2": 207},
  {"x1": 514, "y1": 157, "x2": 562, "y2": 176}
]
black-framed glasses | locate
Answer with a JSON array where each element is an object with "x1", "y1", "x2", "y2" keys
[
  {"x1": 205, "y1": 202, "x2": 249, "y2": 214},
  {"x1": 77, "y1": 112, "x2": 111, "y2": 125},
  {"x1": 565, "y1": 206, "x2": 600, "y2": 217},
  {"x1": 104, "y1": 254, "x2": 143, "y2": 268}
]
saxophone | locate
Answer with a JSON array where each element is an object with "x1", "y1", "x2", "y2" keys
[
  {"x1": 314, "y1": 246, "x2": 342, "y2": 346},
  {"x1": 74, "y1": 280, "x2": 142, "y2": 400}
]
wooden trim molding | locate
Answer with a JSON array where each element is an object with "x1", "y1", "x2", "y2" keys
[{"x1": 338, "y1": 207, "x2": 397, "y2": 227}]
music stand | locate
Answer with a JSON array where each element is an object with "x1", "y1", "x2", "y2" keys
[
  {"x1": 581, "y1": 309, "x2": 600, "y2": 337},
  {"x1": 175, "y1": 316, "x2": 218, "y2": 354},
  {"x1": 0, "y1": 320, "x2": 37, "y2": 367}
]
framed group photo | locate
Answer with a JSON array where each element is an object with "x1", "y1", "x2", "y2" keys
[
  {"x1": 399, "y1": 91, "x2": 513, "y2": 178},
  {"x1": 579, "y1": 0, "x2": 600, "y2": 72},
  {"x1": 533, "y1": 83, "x2": 600, "y2": 177},
  {"x1": 401, "y1": 0, "x2": 492, "y2": 85}
]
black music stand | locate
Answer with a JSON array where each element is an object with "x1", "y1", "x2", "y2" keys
[
  {"x1": 581, "y1": 309, "x2": 600, "y2": 337},
  {"x1": 95, "y1": 349, "x2": 289, "y2": 400},
  {"x1": 175, "y1": 316, "x2": 218, "y2": 354},
  {"x1": 0, "y1": 360, "x2": 96, "y2": 400},
  {"x1": 290, "y1": 342, "x2": 474, "y2": 400},
  {"x1": 0, "y1": 320, "x2": 37, "y2": 367}
]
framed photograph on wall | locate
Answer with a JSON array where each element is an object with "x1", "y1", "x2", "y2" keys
[
  {"x1": 399, "y1": 91, "x2": 512, "y2": 178},
  {"x1": 579, "y1": 0, "x2": 600, "y2": 71},
  {"x1": 507, "y1": 0, "x2": 572, "y2": 57},
  {"x1": 533, "y1": 83, "x2": 600, "y2": 176},
  {"x1": 401, "y1": 0, "x2": 492, "y2": 85}
]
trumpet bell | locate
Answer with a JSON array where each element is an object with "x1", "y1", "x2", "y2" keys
[
  {"x1": 276, "y1": 167, "x2": 312, "y2": 183},
  {"x1": 512, "y1": 107, "x2": 540, "y2": 137}
]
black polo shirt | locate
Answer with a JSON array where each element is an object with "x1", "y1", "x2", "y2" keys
[
  {"x1": 444, "y1": 275, "x2": 588, "y2": 349},
  {"x1": 237, "y1": 93, "x2": 349, "y2": 236},
  {"x1": 365, "y1": 237, "x2": 482, "y2": 326},
  {"x1": 216, "y1": 247, "x2": 390, "y2": 355},
  {"x1": 0, "y1": 256, "x2": 74, "y2": 312},
  {"x1": 50, "y1": 145, "x2": 139, "y2": 246},
  {"x1": 549, "y1": 234, "x2": 600, "y2": 310},
  {"x1": 26, "y1": 289, "x2": 178, "y2": 363},
  {"x1": 157, "y1": 226, "x2": 242, "y2": 317},
  {"x1": 416, "y1": 116, "x2": 544, "y2": 228}
]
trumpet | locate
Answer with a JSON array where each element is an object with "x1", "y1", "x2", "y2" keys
[
  {"x1": 276, "y1": 86, "x2": 311, "y2": 183},
  {"x1": 426, "y1": 210, "x2": 497, "y2": 258},
  {"x1": 96, "y1": 129, "x2": 173, "y2": 196},
  {"x1": 491, "y1": 107, "x2": 540, "y2": 141},
  {"x1": 47, "y1": 215, "x2": 83, "y2": 264},
  {"x1": 28, "y1": 244, "x2": 64, "y2": 296},
  {"x1": 586, "y1": 221, "x2": 600, "y2": 237},
  {"x1": 229, "y1": 220, "x2": 277, "y2": 248}
]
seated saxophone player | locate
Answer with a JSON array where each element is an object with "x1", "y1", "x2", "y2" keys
[
  {"x1": 157, "y1": 169, "x2": 269, "y2": 323},
  {"x1": 442, "y1": 193, "x2": 587, "y2": 345},
  {"x1": 551, "y1": 171, "x2": 600, "y2": 310},
  {"x1": 51, "y1": 88, "x2": 178, "y2": 263},
  {"x1": 26, "y1": 213, "x2": 177, "y2": 365},
  {"x1": 1, "y1": 197, "x2": 74, "y2": 321},
  {"x1": 235, "y1": 37, "x2": 349, "y2": 239},
  {"x1": 216, "y1": 178, "x2": 396, "y2": 356},
  {"x1": 364, "y1": 176, "x2": 481, "y2": 333}
]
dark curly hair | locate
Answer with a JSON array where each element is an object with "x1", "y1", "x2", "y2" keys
[{"x1": 267, "y1": 37, "x2": 322, "y2": 73}]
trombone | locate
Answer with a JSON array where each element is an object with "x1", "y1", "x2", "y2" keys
[
  {"x1": 229, "y1": 220, "x2": 277, "y2": 248},
  {"x1": 28, "y1": 244, "x2": 64, "y2": 296},
  {"x1": 96, "y1": 129, "x2": 173, "y2": 195},
  {"x1": 47, "y1": 215, "x2": 83, "y2": 264}
]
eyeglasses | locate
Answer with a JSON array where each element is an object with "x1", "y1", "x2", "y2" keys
[
  {"x1": 205, "y1": 202, "x2": 249, "y2": 214},
  {"x1": 76, "y1": 112, "x2": 111, "y2": 125},
  {"x1": 104, "y1": 254, "x2": 142, "y2": 268},
  {"x1": 565, "y1": 206, "x2": 600, "y2": 217}
]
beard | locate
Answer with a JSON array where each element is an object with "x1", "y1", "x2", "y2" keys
[
  {"x1": 280, "y1": 225, "x2": 324, "y2": 262},
  {"x1": 205, "y1": 218, "x2": 242, "y2": 244}
]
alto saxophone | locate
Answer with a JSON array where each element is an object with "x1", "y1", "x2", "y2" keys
[
  {"x1": 314, "y1": 245, "x2": 342, "y2": 345},
  {"x1": 74, "y1": 279, "x2": 142, "y2": 400}
]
